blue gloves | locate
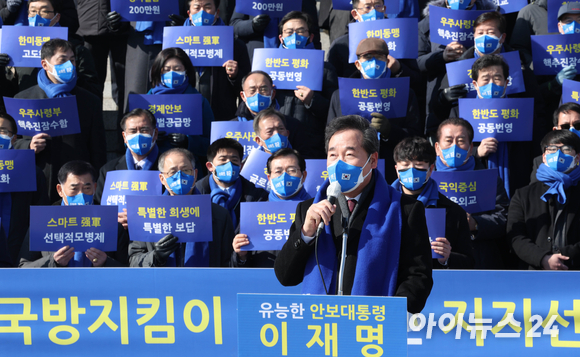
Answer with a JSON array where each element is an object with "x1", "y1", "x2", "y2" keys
[{"x1": 556, "y1": 66, "x2": 577, "y2": 85}]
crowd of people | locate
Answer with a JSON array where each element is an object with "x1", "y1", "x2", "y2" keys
[{"x1": 0, "y1": 0, "x2": 578, "y2": 310}]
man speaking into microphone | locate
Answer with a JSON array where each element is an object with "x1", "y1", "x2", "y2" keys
[{"x1": 274, "y1": 115, "x2": 433, "y2": 313}]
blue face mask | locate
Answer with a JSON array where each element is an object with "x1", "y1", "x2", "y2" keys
[
  {"x1": 546, "y1": 150, "x2": 576, "y2": 172},
  {"x1": 398, "y1": 167, "x2": 429, "y2": 191},
  {"x1": 271, "y1": 173, "x2": 303, "y2": 198},
  {"x1": 283, "y1": 33, "x2": 309, "y2": 49},
  {"x1": 28, "y1": 14, "x2": 52, "y2": 27},
  {"x1": 213, "y1": 161, "x2": 240, "y2": 183},
  {"x1": 328, "y1": 155, "x2": 372, "y2": 193},
  {"x1": 165, "y1": 171, "x2": 195, "y2": 195},
  {"x1": 360, "y1": 58, "x2": 389, "y2": 79},
  {"x1": 63, "y1": 192, "x2": 93, "y2": 206},
  {"x1": 570, "y1": 127, "x2": 580, "y2": 138},
  {"x1": 126, "y1": 133, "x2": 154, "y2": 156},
  {"x1": 441, "y1": 145, "x2": 469, "y2": 167},
  {"x1": 191, "y1": 10, "x2": 215, "y2": 26},
  {"x1": 447, "y1": 0, "x2": 470, "y2": 10},
  {"x1": 0, "y1": 135, "x2": 12, "y2": 150},
  {"x1": 245, "y1": 92, "x2": 272, "y2": 112},
  {"x1": 161, "y1": 71, "x2": 187, "y2": 88},
  {"x1": 48, "y1": 60, "x2": 75, "y2": 84},
  {"x1": 262, "y1": 133, "x2": 289, "y2": 154},
  {"x1": 474, "y1": 34, "x2": 501, "y2": 55},
  {"x1": 477, "y1": 82, "x2": 505, "y2": 99},
  {"x1": 562, "y1": 21, "x2": 580, "y2": 34},
  {"x1": 357, "y1": 8, "x2": 385, "y2": 22}
]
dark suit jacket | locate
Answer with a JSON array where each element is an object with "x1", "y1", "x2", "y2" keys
[
  {"x1": 508, "y1": 181, "x2": 580, "y2": 270},
  {"x1": 128, "y1": 202, "x2": 235, "y2": 267},
  {"x1": 274, "y1": 174, "x2": 433, "y2": 313},
  {"x1": 14, "y1": 85, "x2": 107, "y2": 203}
]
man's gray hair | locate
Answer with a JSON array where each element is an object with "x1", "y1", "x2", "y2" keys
[
  {"x1": 158, "y1": 148, "x2": 196, "y2": 172},
  {"x1": 325, "y1": 115, "x2": 379, "y2": 155}
]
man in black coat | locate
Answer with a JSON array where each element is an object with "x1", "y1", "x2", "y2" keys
[
  {"x1": 195, "y1": 138, "x2": 268, "y2": 234},
  {"x1": 274, "y1": 115, "x2": 433, "y2": 313},
  {"x1": 392, "y1": 136, "x2": 474, "y2": 269},
  {"x1": 129, "y1": 148, "x2": 235, "y2": 267},
  {"x1": 13, "y1": 39, "x2": 107, "y2": 203},
  {"x1": 509, "y1": 130, "x2": 580, "y2": 270}
]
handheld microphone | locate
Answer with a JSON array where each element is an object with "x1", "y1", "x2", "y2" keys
[{"x1": 315, "y1": 181, "x2": 342, "y2": 238}]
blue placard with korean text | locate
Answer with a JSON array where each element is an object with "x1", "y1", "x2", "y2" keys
[
  {"x1": 210, "y1": 121, "x2": 258, "y2": 160},
  {"x1": 333, "y1": 0, "x2": 400, "y2": 12},
  {"x1": 562, "y1": 79, "x2": 580, "y2": 103},
  {"x1": 128, "y1": 94, "x2": 203, "y2": 135},
  {"x1": 458, "y1": 98, "x2": 534, "y2": 142},
  {"x1": 126, "y1": 194, "x2": 212, "y2": 243},
  {"x1": 547, "y1": 0, "x2": 562, "y2": 34},
  {"x1": 302, "y1": 159, "x2": 386, "y2": 197},
  {"x1": 0, "y1": 150, "x2": 36, "y2": 193},
  {"x1": 348, "y1": 18, "x2": 418, "y2": 62},
  {"x1": 163, "y1": 26, "x2": 233, "y2": 67},
  {"x1": 239, "y1": 201, "x2": 298, "y2": 251},
  {"x1": 5, "y1": 96, "x2": 81, "y2": 137},
  {"x1": 446, "y1": 51, "x2": 525, "y2": 98},
  {"x1": 238, "y1": 294, "x2": 407, "y2": 356},
  {"x1": 531, "y1": 33, "x2": 580, "y2": 75},
  {"x1": 29, "y1": 206, "x2": 118, "y2": 252},
  {"x1": 240, "y1": 148, "x2": 271, "y2": 191},
  {"x1": 1, "y1": 26, "x2": 67, "y2": 67},
  {"x1": 425, "y1": 208, "x2": 445, "y2": 259},
  {"x1": 252, "y1": 48, "x2": 325, "y2": 91},
  {"x1": 493, "y1": 0, "x2": 528, "y2": 14},
  {"x1": 431, "y1": 169, "x2": 497, "y2": 214},
  {"x1": 111, "y1": 0, "x2": 179, "y2": 22},
  {"x1": 235, "y1": 0, "x2": 302, "y2": 18},
  {"x1": 429, "y1": 6, "x2": 488, "y2": 47},
  {"x1": 338, "y1": 77, "x2": 410, "y2": 119},
  {"x1": 101, "y1": 170, "x2": 163, "y2": 213}
]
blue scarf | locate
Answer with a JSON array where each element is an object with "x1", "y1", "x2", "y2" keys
[
  {"x1": 150, "y1": 80, "x2": 190, "y2": 95},
  {"x1": 58, "y1": 199, "x2": 92, "y2": 267},
  {"x1": 488, "y1": 142, "x2": 510, "y2": 199},
  {"x1": 435, "y1": 156, "x2": 476, "y2": 172},
  {"x1": 125, "y1": 145, "x2": 158, "y2": 171},
  {"x1": 37, "y1": 69, "x2": 77, "y2": 98},
  {"x1": 209, "y1": 175, "x2": 242, "y2": 228},
  {"x1": 537, "y1": 164, "x2": 580, "y2": 204},
  {"x1": 237, "y1": 116, "x2": 251, "y2": 122},
  {"x1": 135, "y1": 21, "x2": 164, "y2": 45},
  {"x1": 268, "y1": 186, "x2": 311, "y2": 202},
  {"x1": 301, "y1": 170, "x2": 402, "y2": 295},
  {"x1": 391, "y1": 176, "x2": 439, "y2": 207},
  {"x1": 162, "y1": 188, "x2": 210, "y2": 267}
]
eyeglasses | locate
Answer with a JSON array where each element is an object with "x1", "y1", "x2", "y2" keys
[
  {"x1": 272, "y1": 167, "x2": 300, "y2": 176},
  {"x1": 28, "y1": 10, "x2": 55, "y2": 17},
  {"x1": 544, "y1": 145, "x2": 574, "y2": 155},
  {"x1": 282, "y1": 28, "x2": 309, "y2": 36},
  {"x1": 560, "y1": 123, "x2": 580, "y2": 131},
  {"x1": 357, "y1": 53, "x2": 388, "y2": 61},
  {"x1": 0, "y1": 129, "x2": 13, "y2": 136},
  {"x1": 125, "y1": 127, "x2": 153, "y2": 135},
  {"x1": 163, "y1": 169, "x2": 195, "y2": 177},
  {"x1": 356, "y1": 4, "x2": 385, "y2": 12}
]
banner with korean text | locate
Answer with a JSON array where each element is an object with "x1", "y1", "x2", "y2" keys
[
  {"x1": 446, "y1": 50, "x2": 525, "y2": 98},
  {"x1": 235, "y1": 0, "x2": 302, "y2": 17},
  {"x1": 431, "y1": 169, "x2": 497, "y2": 214},
  {"x1": 240, "y1": 149, "x2": 271, "y2": 191},
  {"x1": 210, "y1": 121, "x2": 258, "y2": 160},
  {"x1": 0, "y1": 150, "x2": 36, "y2": 192},
  {"x1": 29, "y1": 206, "x2": 118, "y2": 251},
  {"x1": 252, "y1": 48, "x2": 325, "y2": 91},
  {"x1": 4, "y1": 96, "x2": 81, "y2": 137},
  {"x1": 163, "y1": 26, "x2": 233, "y2": 67},
  {"x1": 562, "y1": 79, "x2": 580, "y2": 104},
  {"x1": 338, "y1": 77, "x2": 410, "y2": 119},
  {"x1": 494, "y1": 0, "x2": 528, "y2": 14},
  {"x1": 238, "y1": 294, "x2": 407, "y2": 356},
  {"x1": 458, "y1": 98, "x2": 534, "y2": 142},
  {"x1": 348, "y1": 18, "x2": 418, "y2": 62},
  {"x1": 128, "y1": 94, "x2": 203, "y2": 135},
  {"x1": 1, "y1": 26, "x2": 67, "y2": 67},
  {"x1": 531, "y1": 33, "x2": 580, "y2": 75},
  {"x1": 429, "y1": 6, "x2": 488, "y2": 47},
  {"x1": 126, "y1": 194, "x2": 212, "y2": 242},
  {"x1": 111, "y1": 0, "x2": 179, "y2": 22},
  {"x1": 239, "y1": 201, "x2": 298, "y2": 251},
  {"x1": 101, "y1": 170, "x2": 163, "y2": 212}
]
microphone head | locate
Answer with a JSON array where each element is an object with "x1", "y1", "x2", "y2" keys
[{"x1": 326, "y1": 181, "x2": 342, "y2": 199}]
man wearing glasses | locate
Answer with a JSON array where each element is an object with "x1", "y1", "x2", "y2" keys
[
  {"x1": 128, "y1": 148, "x2": 235, "y2": 267},
  {"x1": 509, "y1": 130, "x2": 580, "y2": 270}
]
